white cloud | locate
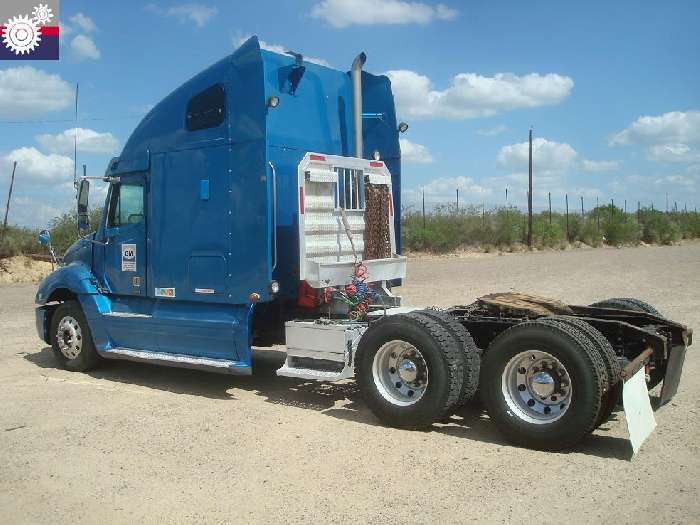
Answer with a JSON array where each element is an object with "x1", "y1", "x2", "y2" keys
[
  {"x1": 3, "y1": 148, "x2": 74, "y2": 183},
  {"x1": 647, "y1": 143, "x2": 700, "y2": 164},
  {"x1": 70, "y1": 34, "x2": 100, "y2": 61},
  {"x1": 386, "y1": 70, "x2": 573, "y2": 120},
  {"x1": 0, "y1": 67, "x2": 73, "y2": 119},
  {"x1": 36, "y1": 128, "x2": 120, "y2": 155},
  {"x1": 2, "y1": 196, "x2": 65, "y2": 228},
  {"x1": 477, "y1": 125, "x2": 508, "y2": 137},
  {"x1": 146, "y1": 3, "x2": 218, "y2": 28},
  {"x1": 581, "y1": 159, "x2": 620, "y2": 172},
  {"x1": 607, "y1": 168, "x2": 699, "y2": 202},
  {"x1": 70, "y1": 13, "x2": 97, "y2": 33},
  {"x1": 403, "y1": 176, "x2": 492, "y2": 205},
  {"x1": 233, "y1": 35, "x2": 330, "y2": 67},
  {"x1": 310, "y1": 0, "x2": 457, "y2": 28},
  {"x1": 497, "y1": 138, "x2": 577, "y2": 174},
  {"x1": 400, "y1": 138, "x2": 434, "y2": 163},
  {"x1": 610, "y1": 110, "x2": 700, "y2": 164}
]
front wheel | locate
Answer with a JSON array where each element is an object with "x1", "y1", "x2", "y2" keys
[{"x1": 50, "y1": 301, "x2": 100, "y2": 372}]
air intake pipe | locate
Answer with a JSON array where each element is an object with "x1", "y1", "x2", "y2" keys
[{"x1": 351, "y1": 52, "x2": 366, "y2": 158}]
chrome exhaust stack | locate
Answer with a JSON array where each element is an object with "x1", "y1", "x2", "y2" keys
[{"x1": 351, "y1": 52, "x2": 366, "y2": 158}]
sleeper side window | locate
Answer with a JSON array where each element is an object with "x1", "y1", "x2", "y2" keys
[
  {"x1": 186, "y1": 84, "x2": 225, "y2": 131},
  {"x1": 107, "y1": 184, "x2": 144, "y2": 228}
]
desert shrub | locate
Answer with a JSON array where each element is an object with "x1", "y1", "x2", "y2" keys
[
  {"x1": 641, "y1": 210, "x2": 681, "y2": 244},
  {"x1": 0, "y1": 226, "x2": 40, "y2": 258},
  {"x1": 49, "y1": 208, "x2": 103, "y2": 255}
]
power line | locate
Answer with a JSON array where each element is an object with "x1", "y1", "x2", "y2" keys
[{"x1": 0, "y1": 114, "x2": 144, "y2": 124}]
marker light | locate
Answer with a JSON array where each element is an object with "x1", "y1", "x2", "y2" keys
[
  {"x1": 398, "y1": 122, "x2": 409, "y2": 133},
  {"x1": 270, "y1": 281, "x2": 280, "y2": 294},
  {"x1": 372, "y1": 149, "x2": 381, "y2": 161},
  {"x1": 267, "y1": 96, "x2": 280, "y2": 108}
]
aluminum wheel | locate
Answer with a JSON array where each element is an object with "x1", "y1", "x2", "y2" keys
[
  {"x1": 56, "y1": 315, "x2": 83, "y2": 360},
  {"x1": 502, "y1": 350, "x2": 572, "y2": 424},
  {"x1": 372, "y1": 340, "x2": 429, "y2": 406}
]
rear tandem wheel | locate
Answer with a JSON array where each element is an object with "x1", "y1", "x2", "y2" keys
[
  {"x1": 356, "y1": 313, "x2": 464, "y2": 429},
  {"x1": 480, "y1": 319, "x2": 606, "y2": 450}
]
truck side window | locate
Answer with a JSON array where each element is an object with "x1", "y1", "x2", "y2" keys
[
  {"x1": 186, "y1": 84, "x2": 225, "y2": 131},
  {"x1": 107, "y1": 184, "x2": 144, "y2": 228}
]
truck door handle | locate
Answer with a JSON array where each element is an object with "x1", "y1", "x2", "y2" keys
[{"x1": 269, "y1": 161, "x2": 278, "y2": 271}]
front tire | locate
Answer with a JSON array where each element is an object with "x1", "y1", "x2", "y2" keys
[
  {"x1": 50, "y1": 301, "x2": 99, "y2": 372},
  {"x1": 481, "y1": 320, "x2": 604, "y2": 450}
]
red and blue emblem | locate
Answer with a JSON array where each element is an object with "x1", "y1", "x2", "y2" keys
[{"x1": 1, "y1": 2, "x2": 59, "y2": 60}]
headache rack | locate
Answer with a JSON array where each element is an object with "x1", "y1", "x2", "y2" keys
[{"x1": 297, "y1": 152, "x2": 406, "y2": 288}]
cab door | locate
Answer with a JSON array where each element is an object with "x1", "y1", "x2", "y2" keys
[{"x1": 100, "y1": 174, "x2": 147, "y2": 296}]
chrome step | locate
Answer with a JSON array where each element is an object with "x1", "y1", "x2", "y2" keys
[
  {"x1": 101, "y1": 347, "x2": 251, "y2": 375},
  {"x1": 276, "y1": 363, "x2": 353, "y2": 381}
]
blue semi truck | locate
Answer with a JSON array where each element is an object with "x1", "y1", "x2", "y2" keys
[{"x1": 35, "y1": 37, "x2": 691, "y2": 451}]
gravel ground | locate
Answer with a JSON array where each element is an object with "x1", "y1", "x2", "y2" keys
[{"x1": 1, "y1": 243, "x2": 698, "y2": 524}]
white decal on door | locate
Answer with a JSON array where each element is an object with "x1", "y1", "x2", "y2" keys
[{"x1": 121, "y1": 244, "x2": 136, "y2": 272}]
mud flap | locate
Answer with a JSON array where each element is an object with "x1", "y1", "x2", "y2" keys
[{"x1": 622, "y1": 367, "x2": 657, "y2": 454}]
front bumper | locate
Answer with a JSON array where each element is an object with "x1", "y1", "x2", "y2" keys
[{"x1": 35, "y1": 305, "x2": 55, "y2": 345}]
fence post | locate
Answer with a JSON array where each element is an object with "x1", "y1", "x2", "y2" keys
[
  {"x1": 610, "y1": 199, "x2": 614, "y2": 224},
  {"x1": 565, "y1": 193, "x2": 569, "y2": 242}
]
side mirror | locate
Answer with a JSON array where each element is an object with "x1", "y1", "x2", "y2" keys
[
  {"x1": 77, "y1": 179, "x2": 90, "y2": 233},
  {"x1": 38, "y1": 229, "x2": 58, "y2": 269},
  {"x1": 38, "y1": 229, "x2": 51, "y2": 246}
]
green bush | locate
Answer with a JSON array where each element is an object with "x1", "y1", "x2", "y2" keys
[
  {"x1": 0, "y1": 225, "x2": 42, "y2": 257},
  {"x1": 49, "y1": 208, "x2": 103, "y2": 255},
  {"x1": 401, "y1": 203, "x2": 698, "y2": 253},
  {"x1": 642, "y1": 210, "x2": 681, "y2": 244}
]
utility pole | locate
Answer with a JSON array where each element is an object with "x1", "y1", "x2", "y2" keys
[
  {"x1": 73, "y1": 83, "x2": 79, "y2": 189},
  {"x1": 456, "y1": 188, "x2": 459, "y2": 211},
  {"x1": 422, "y1": 187, "x2": 425, "y2": 229},
  {"x1": 1, "y1": 161, "x2": 18, "y2": 248},
  {"x1": 548, "y1": 191, "x2": 552, "y2": 224},
  {"x1": 581, "y1": 196, "x2": 584, "y2": 216},
  {"x1": 527, "y1": 127, "x2": 533, "y2": 248}
]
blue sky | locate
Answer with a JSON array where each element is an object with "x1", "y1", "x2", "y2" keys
[{"x1": 1, "y1": 0, "x2": 699, "y2": 227}]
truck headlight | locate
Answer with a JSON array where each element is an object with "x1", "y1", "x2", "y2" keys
[{"x1": 270, "y1": 281, "x2": 280, "y2": 294}]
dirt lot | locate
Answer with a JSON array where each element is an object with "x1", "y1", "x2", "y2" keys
[{"x1": 1, "y1": 243, "x2": 698, "y2": 524}]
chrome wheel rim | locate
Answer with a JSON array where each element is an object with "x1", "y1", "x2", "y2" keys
[
  {"x1": 502, "y1": 350, "x2": 572, "y2": 424},
  {"x1": 372, "y1": 340, "x2": 428, "y2": 406},
  {"x1": 56, "y1": 315, "x2": 83, "y2": 360}
]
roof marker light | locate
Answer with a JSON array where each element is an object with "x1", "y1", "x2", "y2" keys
[
  {"x1": 370, "y1": 161, "x2": 383, "y2": 167},
  {"x1": 267, "y1": 95, "x2": 280, "y2": 108},
  {"x1": 309, "y1": 154, "x2": 326, "y2": 161}
]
